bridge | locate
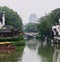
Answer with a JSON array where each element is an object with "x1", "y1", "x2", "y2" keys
[
  {"x1": 24, "y1": 32, "x2": 38, "y2": 36},
  {"x1": 24, "y1": 32, "x2": 38, "y2": 39}
]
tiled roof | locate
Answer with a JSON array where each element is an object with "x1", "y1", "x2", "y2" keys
[{"x1": 0, "y1": 29, "x2": 11, "y2": 33}]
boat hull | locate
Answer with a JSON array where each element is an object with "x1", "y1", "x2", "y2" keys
[{"x1": 0, "y1": 46, "x2": 16, "y2": 50}]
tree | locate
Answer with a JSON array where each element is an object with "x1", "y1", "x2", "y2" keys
[
  {"x1": 24, "y1": 22, "x2": 38, "y2": 32},
  {"x1": 0, "y1": 6, "x2": 22, "y2": 31},
  {"x1": 38, "y1": 8, "x2": 60, "y2": 40}
]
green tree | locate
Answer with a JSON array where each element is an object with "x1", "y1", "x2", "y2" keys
[
  {"x1": 0, "y1": 6, "x2": 22, "y2": 31},
  {"x1": 24, "y1": 22, "x2": 38, "y2": 32},
  {"x1": 38, "y1": 8, "x2": 60, "y2": 40}
]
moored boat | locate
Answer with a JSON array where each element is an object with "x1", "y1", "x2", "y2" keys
[{"x1": 0, "y1": 42, "x2": 16, "y2": 50}]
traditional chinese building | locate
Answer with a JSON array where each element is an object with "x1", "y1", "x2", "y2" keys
[
  {"x1": 52, "y1": 19, "x2": 60, "y2": 36},
  {"x1": 0, "y1": 11, "x2": 20, "y2": 38},
  {"x1": 52, "y1": 19, "x2": 60, "y2": 42}
]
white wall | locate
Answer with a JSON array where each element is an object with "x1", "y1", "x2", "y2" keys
[{"x1": 52, "y1": 25, "x2": 60, "y2": 35}]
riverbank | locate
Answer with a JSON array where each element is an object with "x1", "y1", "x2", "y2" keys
[
  {"x1": 11, "y1": 40, "x2": 26, "y2": 46},
  {"x1": 0, "y1": 35, "x2": 26, "y2": 46}
]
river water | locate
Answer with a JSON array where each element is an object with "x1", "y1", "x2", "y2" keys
[{"x1": 0, "y1": 40, "x2": 60, "y2": 62}]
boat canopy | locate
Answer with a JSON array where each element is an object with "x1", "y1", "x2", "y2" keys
[{"x1": 0, "y1": 42, "x2": 11, "y2": 44}]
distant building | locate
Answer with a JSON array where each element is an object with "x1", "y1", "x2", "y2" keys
[{"x1": 29, "y1": 14, "x2": 39, "y2": 23}]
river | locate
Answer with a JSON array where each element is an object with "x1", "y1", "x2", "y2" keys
[{"x1": 0, "y1": 40, "x2": 60, "y2": 62}]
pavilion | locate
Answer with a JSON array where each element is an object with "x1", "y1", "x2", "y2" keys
[{"x1": 0, "y1": 11, "x2": 20, "y2": 38}]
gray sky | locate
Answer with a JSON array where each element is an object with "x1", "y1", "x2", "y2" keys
[{"x1": 0, "y1": 0, "x2": 60, "y2": 24}]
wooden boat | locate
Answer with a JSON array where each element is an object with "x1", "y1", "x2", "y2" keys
[{"x1": 0, "y1": 42, "x2": 16, "y2": 50}]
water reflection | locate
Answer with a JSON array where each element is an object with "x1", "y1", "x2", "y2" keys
[
  {"x1": 22, "y1": 46, "x2": 41, "y2": 62},
  {"x1": 38, "y1": 41, "x2": 60, "y2": 62},
  {"x1": 53, "y1": 44, "x2": 60, "y2": 62},
  {"x1": 22, "y1": 40, "x2": 54, "y2": 62},
  {"x1": 38, "y1": 44, "x2": 53, "y2": 62},
  {"x1": 0, "y1": 46, "x2": 25, "y2": 62},
  {"x1": 0, "y1": 40, "x2": 60, "y2": 62},
  {"x1": 27, "y1": 40, "x2": 38, "y2": 50}
]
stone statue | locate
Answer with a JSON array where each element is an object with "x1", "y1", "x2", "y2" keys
[{"x1": 0, "y1": 11, "x2": 5, "y2": 28}]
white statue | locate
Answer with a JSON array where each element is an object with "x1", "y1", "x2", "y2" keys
[{"x1": 0, "y1": 12, "x2": 5, "y2": 29}]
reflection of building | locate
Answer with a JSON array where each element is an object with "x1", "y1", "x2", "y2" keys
[
  {"x1": 29, "y1": 14, "x2": 39, "y2": 23},
  {"x1": 0, "y1": 11, "x2": 20, "y2": 38},
  {"x1": 53, "y1": 45, "x2": 60, "y2": 62}
]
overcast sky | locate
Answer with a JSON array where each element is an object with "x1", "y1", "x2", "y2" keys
[{"x1": 0, "y1": 0, "x2": 60, "y2": 24}]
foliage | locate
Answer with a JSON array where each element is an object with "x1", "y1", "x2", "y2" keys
[
  {"x1": 11, "y1": 40, "x2": 25, "y2": 46},
  {"x1": 18, "y1": 34, "x2": 24, "y2": 40},
  {"x1": 38, "y1": 8, "x2": 60, "y2": 40},
  {"x1": 0, "y1": 6, "x2": 22, "y2": 31},
  {"x1": 24, "y1": 22, "x2": 38, "y2": 32}
]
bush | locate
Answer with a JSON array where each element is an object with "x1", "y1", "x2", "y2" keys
[{"x1": 11, "y1": 40, "x2": 25, "y2": 46}]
